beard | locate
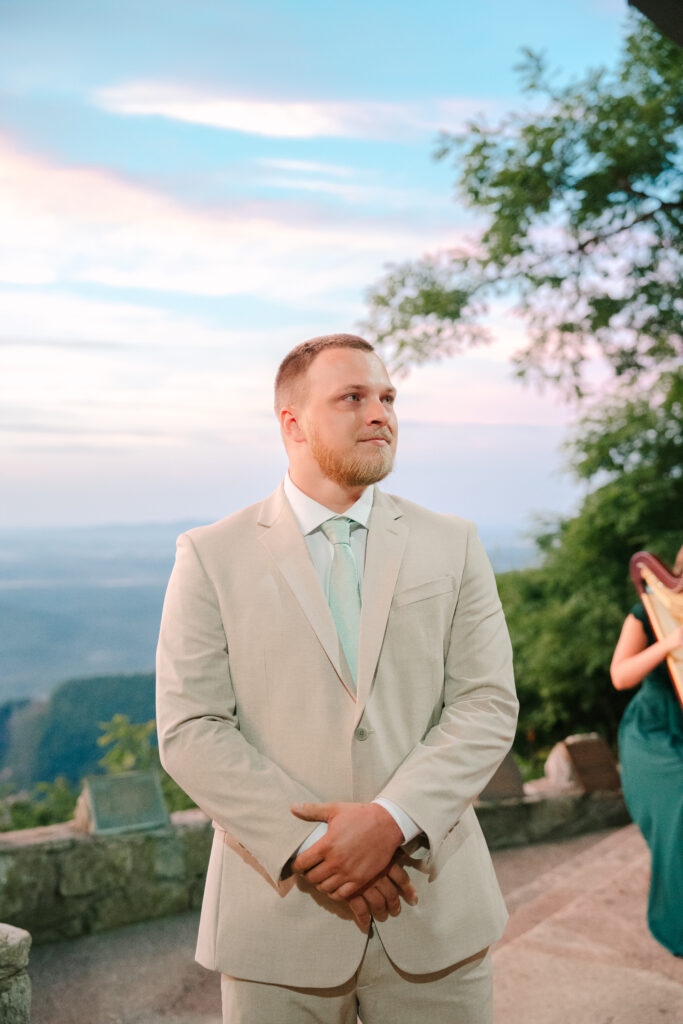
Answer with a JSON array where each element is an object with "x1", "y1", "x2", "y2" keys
[{"x1": 309, "y1": 428, "x2": 396, "y2": 488}]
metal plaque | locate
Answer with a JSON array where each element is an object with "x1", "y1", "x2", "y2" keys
[{"x1": 80, "y1": 770, "x2": 170, "y2": 835}]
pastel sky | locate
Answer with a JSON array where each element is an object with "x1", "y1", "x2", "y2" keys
[{"x1": 0, "y1": 0, "x2": 629, "y2": 535}]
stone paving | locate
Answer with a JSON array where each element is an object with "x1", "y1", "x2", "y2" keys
[
  {"x1": 29, "y1": 826, "x2": 683, "y2": 1024},
  {"x1": 492, "y1": 825, "x2": 683, "y2": 1024}
]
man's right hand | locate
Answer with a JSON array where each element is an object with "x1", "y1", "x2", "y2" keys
[{"x1": 345, "y1": 861, "x2": 417, "y2": 930}]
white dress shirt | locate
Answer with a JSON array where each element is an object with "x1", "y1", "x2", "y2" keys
[{"x1": 283, "y1": 474, "x2": 420, "y2": 852}]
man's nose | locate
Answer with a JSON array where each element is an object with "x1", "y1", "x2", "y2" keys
[{"x1": 366, "y1": 397, "x2": 390, "y2": 423}]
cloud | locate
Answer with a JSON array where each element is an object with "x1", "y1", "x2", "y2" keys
[
  {"x1": 1, "y1": 337, "x2": 272, "y2": 450},
  {"x1": 257, "y1": 159, "x2": 355, "y2": 177},
  {"x1": 397, "y1": 351, "x2": 572, "y2": 428},
  {"x1": 0, "y1": 133, "x2": 459, "y2": 303},
  {"x1": 252, "y1": 158, "x2": 445, "y2": 208},
  {"x1": 0, "y1": 337, "x2": 127, "y2": 352},
  {"x1": 0, "y1": 284, "x2": 286, "y2": 455},
  {"x1": 94, "y1": 82, "x2": 499, "y2": 140},
  {"x1": 256, "y1": 174, "x2": 442, "y2": 208},
  {"x1": 0, "y1": 289, "x2": 260, "y2": 350},
  {"x1": 0, "y1": 285, "x2": 292, "y2": 452}
]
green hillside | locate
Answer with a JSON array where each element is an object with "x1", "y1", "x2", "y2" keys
[{"x1": 0, "y1": 673, "x2": 156, "y2": 789}]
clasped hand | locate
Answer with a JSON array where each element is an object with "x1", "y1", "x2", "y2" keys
[{"x1": 290, "y1": 801, "x2": 417, "y2": 929}]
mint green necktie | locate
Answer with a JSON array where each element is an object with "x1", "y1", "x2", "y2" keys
[{"x1": 321, "y1": 517, "x2": 360, "y2": 688}]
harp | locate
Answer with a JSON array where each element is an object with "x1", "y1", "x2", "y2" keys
[{"x1": 629, "y1": 551, "x2": 683, "y2": 709}]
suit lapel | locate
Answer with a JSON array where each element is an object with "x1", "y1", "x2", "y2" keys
[
  {"x1": 257, "y1": 485, "x2": 356, "y2": 699},
  {"x1": 355, "y1": 491, "x2": 407, "y2": 725}
]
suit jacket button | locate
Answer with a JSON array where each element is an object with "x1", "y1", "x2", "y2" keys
[{"x1": 354, "y1": 726, "x2": 369, "y2": 741}]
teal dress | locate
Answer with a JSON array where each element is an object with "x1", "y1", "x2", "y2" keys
[{"x1": 618, "y1": 601, "x2": 683, "y2": 955}]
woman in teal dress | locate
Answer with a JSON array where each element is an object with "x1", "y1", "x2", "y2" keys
[{"x1": 610, "y1": 547, "x2": 683, "y2": 956}]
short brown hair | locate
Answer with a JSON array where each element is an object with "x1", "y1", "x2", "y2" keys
[{"x1": 274, "y1": 333, "x2": 374, "y2": 413}]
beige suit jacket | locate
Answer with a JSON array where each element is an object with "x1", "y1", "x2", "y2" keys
[{"x1": 156, "y1": 484, "x2": 518, "y2": 986}]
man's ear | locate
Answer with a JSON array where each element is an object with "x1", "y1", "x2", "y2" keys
[{"x1": 280, "y1": 407, "x2": 306, "y2": 444}]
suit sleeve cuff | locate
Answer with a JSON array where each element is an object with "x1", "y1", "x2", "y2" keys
[
  {"x1": 295, "y1": 820, "x2": 328, "y2": 855},
  {"x1": 373, "y1": 797, "x2": 421, "y2": 843}
]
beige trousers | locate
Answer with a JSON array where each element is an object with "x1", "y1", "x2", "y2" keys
[{"x1": 221, "y1": 929, "x2": 492, "y2": 1024}]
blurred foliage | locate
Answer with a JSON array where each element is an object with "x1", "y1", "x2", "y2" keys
[
  {"x1": 361, "y1": 12, "x2": 682, "y2": 762},
  {"x1": 0, "y1": 673, "x2": 158, "y2": 788},
  {"x1": 0, "y1": 776, "x2": 78, "y2": 831},
  {"x1": 0, "y1": 704, "x2": 195, "y2": 833},
  {"x1": 0, "y1": 674, "x2": 157, "y2": 832},
  {"x1": 97, "y1": 714, "x2": 157, "y2": 773},
  {"x1": 501, "y1": 372, "x2": 683, "y2": 755},
  {"x1": 512, "y1": 747, "x2": 552, "y2": 784},
  {"x1": 98, "y1": 713, "x2": 195, "y2": 813},
  {"x1": 362, "y1": 14, "x2": 682, "y2": 399}
]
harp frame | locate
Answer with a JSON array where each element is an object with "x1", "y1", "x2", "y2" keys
[{"x1": 629, "y1": 551, "x2": 683, "y2": 710}]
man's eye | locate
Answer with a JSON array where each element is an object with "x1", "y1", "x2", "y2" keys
[
  {"x1": 344, "y1": 393, "x2": 361, "y2": 401},
  {"x1": 382, "y1": 395, "x2": 395, "y2": 404}
]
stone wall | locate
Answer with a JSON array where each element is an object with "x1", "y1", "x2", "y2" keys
[
  {"x1": 0, "y1": 923, "x2": 31, "y2": 1024},
  {"x1": 0, "y1": 809, "x2": 212, "y2": 945},
  {"x1": 0, "y1": 794, "x2": 630, "y2": 949},
  {"x1": 477, "y1": 789, "x2": 630, "y2": 849}
]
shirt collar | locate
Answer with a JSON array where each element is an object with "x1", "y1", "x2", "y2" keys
[{"x1": 283, "y1": 473, "x2": 374, "y2": 536}]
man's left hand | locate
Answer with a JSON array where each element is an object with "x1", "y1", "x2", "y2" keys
[{"x1": 290, "y1": 801, "x2": 404, "y2": 899}]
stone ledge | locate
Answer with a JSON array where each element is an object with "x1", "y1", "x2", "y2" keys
[
  {"x1": 475, "y1": 789, "x2": 631, "y2": 850},
  {"x1": 0, "y1": 922, "x2": 31, "y2": 979},
  {"x1": 0, "y1": 923, "x2": 31, "y2": 1024},
  {"x1": 0, "y1": 810, "x2": 213, "y2": 945},
  {"x1": 0, "y1": 808, "x2": 210, "y2": 850},
  {"x1": 0, "y1": 796, "x2": 630, "y2": 948}
]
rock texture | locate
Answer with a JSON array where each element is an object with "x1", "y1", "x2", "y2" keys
[
  {"x1": 0, "y1": 922, "x2": 31, "y2": 1024},
  {"x1": 477, "y1": 788, "x2": 630, "y2": 849},
  {"x1": 0, "y1": 810, "x2": 212, "y2": 944}
]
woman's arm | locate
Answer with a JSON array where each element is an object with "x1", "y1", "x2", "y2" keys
[{"x1": 610, "y1": 614, "x2": 683, "y2": 691}]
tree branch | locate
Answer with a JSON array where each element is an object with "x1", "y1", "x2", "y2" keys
[{"x1": 574, "y1": 199, "x2": 683, "y2": 253}]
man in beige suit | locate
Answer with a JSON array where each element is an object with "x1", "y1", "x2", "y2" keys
[{"x1": 156, "y1": 333, "x2": 517, "y2": 1022}]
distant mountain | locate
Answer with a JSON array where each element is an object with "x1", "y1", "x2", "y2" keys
[
  {"x1": 0, "y1": 673, "x2": 156, "y2": 789},
  {"x1": 0, "y1": 522, "x2": 194, "y2": 703},
  {"x1": 0, "y1": 521, "x2": 537, "y2": 706}
]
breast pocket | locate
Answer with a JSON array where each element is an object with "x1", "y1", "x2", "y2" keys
[
  {"x1": 392, "y1": 576, "x2": 454, "y2": 608},
  {"x1": 386, "y1": 577, "x2": 455, "y2": 677}
]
